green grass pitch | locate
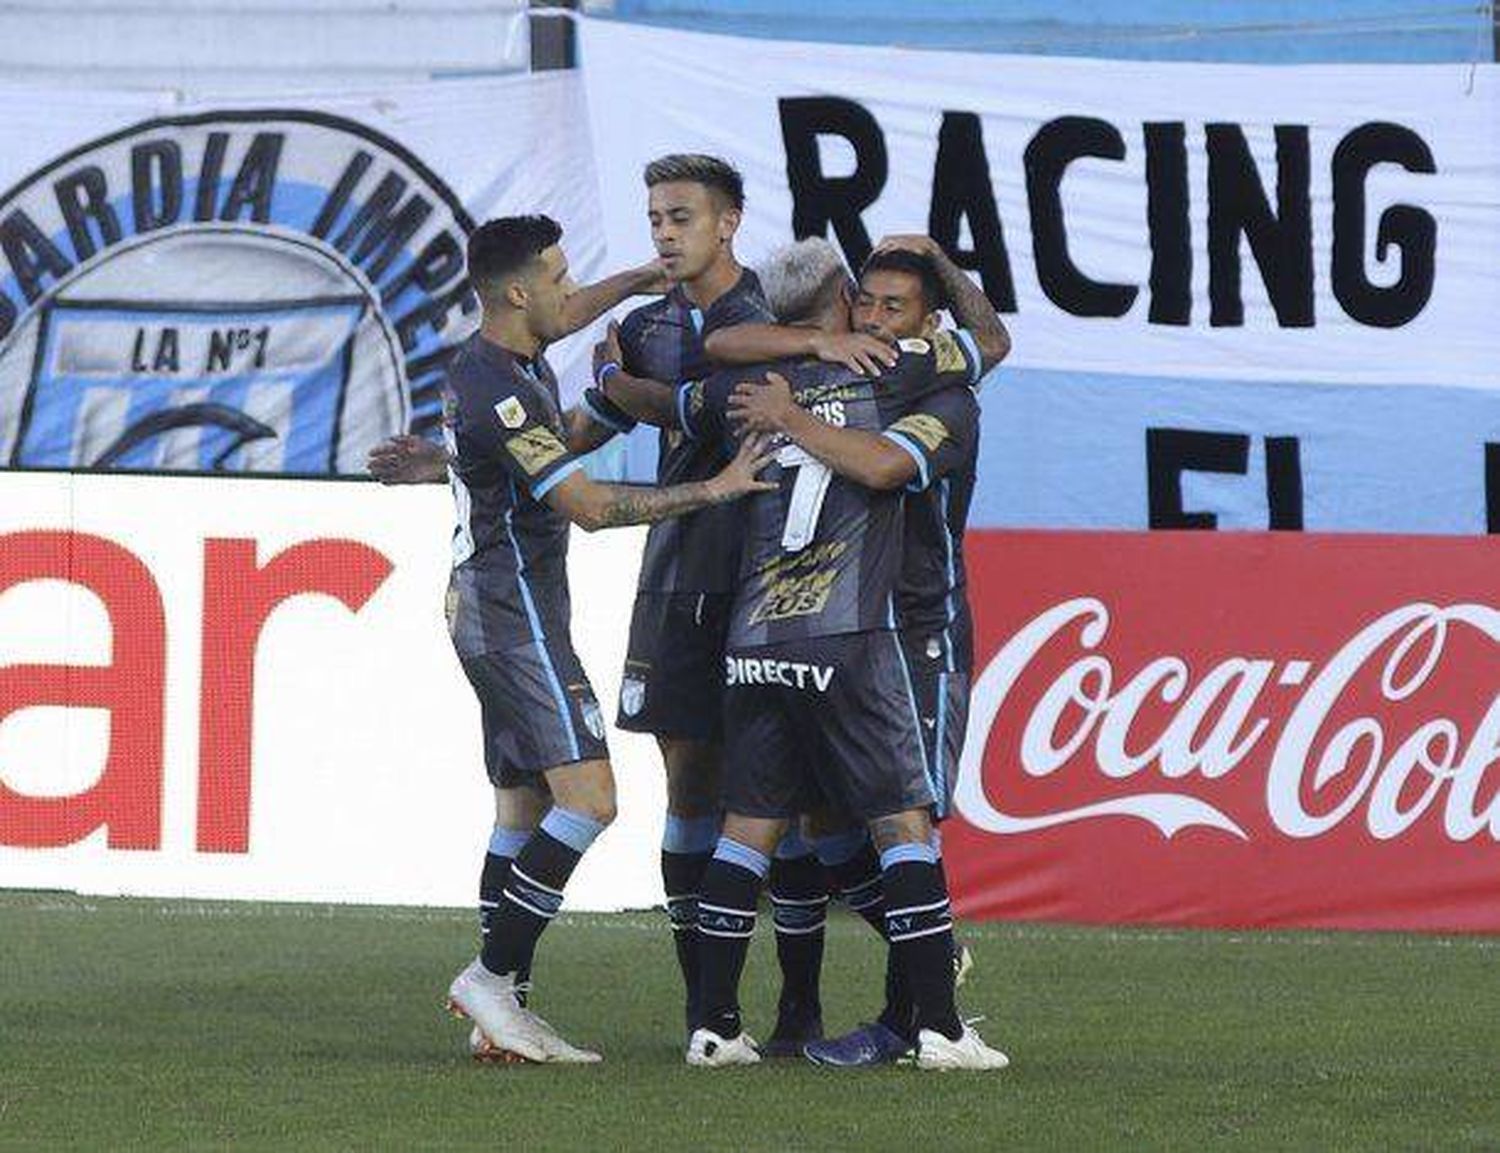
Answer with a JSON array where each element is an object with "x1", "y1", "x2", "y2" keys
[{"x1": 1, "y1": 891, "x2": 1497, "y2": 1151}]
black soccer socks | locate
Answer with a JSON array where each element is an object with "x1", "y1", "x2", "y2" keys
[
  {"x1": 662, "y1": 814, "x2": 719, "y2": 1031},
  {"x1": 478, "y1": 826, "x2": 531, "y2": 941},
  {"x1": 481, "y1": 807, "x2": 604, "y2": 980},
  {"x1": 696, "y1": 836, "x2": 770, "y2": 1039},
  {"x1": 880, "y1": 842, "x2": 962, "y2": 1042},
  {"x1": 820, "y1": 832, "x2": 886, "y2": 937},
  {"x1": 769, "y1": 842, "x2": 828, "y2": 1038}
]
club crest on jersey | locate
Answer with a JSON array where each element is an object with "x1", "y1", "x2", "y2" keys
[
  {"x1": 619, "y1": 676, "x2": 646, "y2": 717},
  {"x1": 0, "y1": 111, "x2": 476, "y2": 474},
  {"x1": 495, "y1": 396, "x2": 527, "y2": 429}
]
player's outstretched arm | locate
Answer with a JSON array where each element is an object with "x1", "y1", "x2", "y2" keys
[
  {"x1": 705, "y1": 323, "x2": 897, "y2": 377},
  {"x1": 367, "y1": 435, "x2": 449, "y2": 484},
  {"x1": 730, "y1": 373, "x2": 915, "y2": 491},
  {"x1": 873, "y1": 234, "x2": 1011, "y2": 372},
  {"x1": 558, "y1": 259, "x2": 669, "y2": 337},
  {"x1": 542, "y1": 434, "x2": 777, "y2": 531}
]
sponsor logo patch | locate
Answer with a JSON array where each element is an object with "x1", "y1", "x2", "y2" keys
[{"x1": 724, "y1": 655, "x2": 835, "y2": 692}]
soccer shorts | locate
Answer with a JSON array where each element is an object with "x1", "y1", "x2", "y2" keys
[
  {"x1": 722, "y1": 631, "x2": 934, "y2": 822},
  {"x1": 900, "y1": 631, "x2": 970, "y2": 822},
  {"x1": 616, "y1": 591, "x2": 732, "y2": 742},
  {"x1": 457, "y1": 633, "x2": 609, "y2": 788}
]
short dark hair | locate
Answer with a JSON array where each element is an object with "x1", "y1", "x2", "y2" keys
[
  {"x1": 860, "y1": 248, "x2": 944, "y2": 312},
  {"x1": 643, "y1": 153, "x2": 745, "y2": 211},
  {"x1": 466, "y1": 215, "x2": 562, "y2": 298}
]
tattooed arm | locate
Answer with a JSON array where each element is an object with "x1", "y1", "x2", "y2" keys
[
  {"x1": 873, "y1": 234, "x2": 1011, "y2": 371},
  {"x1": 543, "y1": 434, "x2": 776, "y2": 531}
]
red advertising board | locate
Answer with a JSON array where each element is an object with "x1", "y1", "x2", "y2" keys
[{"x1": 946, "y1": 531, "x2": 1500, "y2": 932}]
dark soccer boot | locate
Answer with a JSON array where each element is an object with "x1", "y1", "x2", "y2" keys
[
  {"x1": 803, "y1": 1021, "x2": 913, "y2": 1068},
  {"x1": 761, "y1": 1000, "x2": 824, "y2": 1059}
]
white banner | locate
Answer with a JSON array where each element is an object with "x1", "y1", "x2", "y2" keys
[
  {"x1": 0, "y1": 472, "x2": 666, "y2": 910},
  {"x1": 0, "y1": 73, "x2": 608, "y2": 475},
  {"x1": 581, "y1": 20, "x2": 1500, "y2": 532}
]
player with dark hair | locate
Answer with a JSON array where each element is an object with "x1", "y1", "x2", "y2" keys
[
  {"x1": 603, "y1": 154, "x2": 895, "y2": 1044},
  {"x1": 438, "y1": 214, "x2": 775, "y2": 1063}
]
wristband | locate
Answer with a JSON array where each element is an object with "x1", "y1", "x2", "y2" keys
[{"x1": 594, "y1": 360, "x2": 621, "y2": 389}]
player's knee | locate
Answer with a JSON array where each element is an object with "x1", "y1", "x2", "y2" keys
[
  {"x1": 544, "y1": 759, "x2": 618, "y2": 826},
  {"x1": 868, "y1": 808, "x2": 933, "y2": 852},
  {"x1": 720, "y1": 812, "x2": 786, "y2": 858},
  {"x1": 568, "y1": 787, "x2": 617, "y2": 828}
]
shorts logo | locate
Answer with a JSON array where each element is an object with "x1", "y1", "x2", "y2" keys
[
  {"x1": 495, "y1": 396, "x2": 527, "y2": 429},
  {"x1": 0, "y1": 111, "x2": 476, "y2": 474},
  {"x1": 925, "y1": 637, "x2": 942, "y2": 660},
  {"x1": 581, "y1": 698, "x2": 606, "y2": 742},
  {"x1": 619, "y1": 676, "x2": 646, "y2": 717},
  {"x1": 725, "y1": 655, "x2": 834, "y2": 692}
]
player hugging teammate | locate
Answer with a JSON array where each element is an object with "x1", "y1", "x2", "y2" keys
[{"x1": 369, "y1": 153, "x2": 1012, "y2": 1070}]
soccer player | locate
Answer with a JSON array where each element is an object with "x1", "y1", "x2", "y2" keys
[
  {"x1": 439, "y1": 215, "x2": 775, "y2": 1063},
  {"x1": 727, "y1": 234, "x2": 1011, "y2": 1066},
  {"x1": 603, "y1": 154, "x2": 892, "y2": 1042},
  {"x1": 610, "y1": 238, "x2": 1007, "y2": 1069}
]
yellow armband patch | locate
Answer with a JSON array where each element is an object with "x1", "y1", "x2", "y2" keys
[
  {"x1": 932, "y1": 330, "x2": 968, "y2": 376},
  {"x1": 888, "y1": 412, "x2": 950, "y2": 453},
  {"x1": 504, "y1": 426, "x2": 569, "y2": 475}
]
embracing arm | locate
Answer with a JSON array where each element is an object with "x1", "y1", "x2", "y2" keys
[
  {"x1": 543, "y1": 435, "x2": 775, "y2": 531},
  {"x1": 558, "y1": 260, "x2": 668, "y2": 337},
  {"x1": 729, "y1": 374, "x2": 914, "y2": 492},
  {"x1": 591, "y1": 319, "x2": 680, "y2": 428},
  {"x1": 704, "y1": 324, "x2": 897, "y2": 376},
  {"x1": 876, "y1": 234, "x2": 1011, "y2": 372}
]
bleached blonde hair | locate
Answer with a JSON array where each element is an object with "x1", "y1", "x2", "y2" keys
[{"x1": 757, "y1": 237, "x2": 851, "y2": 324}]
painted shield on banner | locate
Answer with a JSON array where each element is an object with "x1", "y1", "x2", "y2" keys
[{"x1": 0, "y1": 111, "x2": 476, "y2": 474}]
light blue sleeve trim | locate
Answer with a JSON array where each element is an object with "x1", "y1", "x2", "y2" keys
[
  {"x1": 675, "y1": 382, "x2": 699, "y2": 438},
  {"x1": 955, "y1": 327, "x2": 983, "y2": 386},
  {"x1": 530, "y1": 457, "x2": 584, "y2": 501},
  {"x1": 882, "y1": 429, "x2": 931, "y2": 492},
  {"x1": 579, "y1": 390, "x2": 630, "y2": 436}
]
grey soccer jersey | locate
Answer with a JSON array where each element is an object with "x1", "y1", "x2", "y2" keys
[
  {"x1": 677, "y1": 343, "x2": 979, "y2": 651},
  {"x1": 442, "y1": 333, "x2": 583, "y2": 657},
  {"x1": 616, "y1": 269, "x2": 772, "y2": 595},
  {"x1": 895, "y1": 327, "x2": 985, "y2": 676}
]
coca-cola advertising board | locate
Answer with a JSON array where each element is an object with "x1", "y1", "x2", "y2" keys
[{"x1": 947, "y1": 530, "x2": 1500, "y2": 932}]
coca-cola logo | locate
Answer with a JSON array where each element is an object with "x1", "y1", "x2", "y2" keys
[{"x1": 956, "y1": 598, "x2": 1500, "y2": 843}]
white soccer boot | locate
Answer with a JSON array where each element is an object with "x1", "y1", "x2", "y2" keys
[
  {"x1": 685, "y1": 1027, "x2": 762, "y2": 1068},
  {"x1": 523, "y1": 1007, "x2": 604, "y2": 1064},
  {"x1": 446, "y1": 958, "x2": 551, "y2": 1063},
  {"x1": 914, "y1": 1022, "x2": 1010, "y2": 1071}
]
